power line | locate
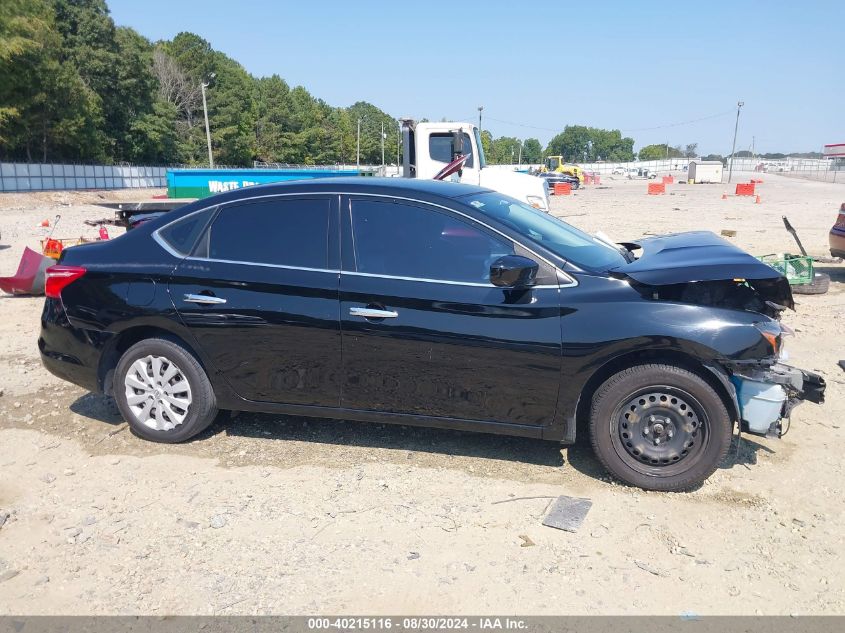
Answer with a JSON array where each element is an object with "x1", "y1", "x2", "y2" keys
[
  {"x1": 620, "y1": 110, "x2": 735, "y2": 132},
  {"x1": 477, "y1": 110, "x2": 736, "y2": 135},
  {"x1": 485, "y1": 116, "x2": 558, "y2": 132}
]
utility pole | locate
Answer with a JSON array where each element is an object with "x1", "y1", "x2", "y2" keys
[
  {"x1": 478, "y1": 106, "x2": 483, "y2": 135},
  {"x1": 728, "y1": 100, "x2": 744, "y2": 183},
  {"x1": 518, "y1": 141, "x2": 523, "y2": 165},
  {"x1": 356, "y1": 117, "x2": 361, "y2": 170},
  {"x1": 381, "y1": 121, "x2": 385, "y2": 167},
  {"x1": 201, "y1": 73, "x2": 216, "y2": 168},
  {"x1": 397, "y1": 121, "x2": 401, "y2": 175}
]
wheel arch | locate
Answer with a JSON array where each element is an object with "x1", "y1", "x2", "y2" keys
[
  {"x1": 572, "y1": 348, "x2": 739, "y2": 442},
  {"x1": 98, "y1": 325, "x2": 207, "y2": 396}
]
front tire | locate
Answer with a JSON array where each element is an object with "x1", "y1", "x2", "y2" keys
[
  {"x1": 589, "y1": 364, "x2": 732, "y2": 491},
  {"x1": 114, "y1": 337, "x2": 218, "y2": 443}
]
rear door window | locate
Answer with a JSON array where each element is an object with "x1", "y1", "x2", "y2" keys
[{"x1": 206, "y1": 197, "x2": 330, "y2": 269}]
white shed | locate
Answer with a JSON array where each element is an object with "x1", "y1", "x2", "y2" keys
[{"x1": 688, "y1": 161, "x2": 723, "y2": 184}]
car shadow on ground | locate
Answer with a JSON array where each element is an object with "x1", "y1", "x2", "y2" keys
[
  {"x1": 221, "y1": 410, "x2": 567, "y2": 468},
  {"x1": 67, "y1": 394, "x2": 773, "y2": 481},
  {"x1": 565, "y1": 430, "x2": 774, "y2": 492},
  {"x1": 69, "y1": 392, "x2": 123, "y2": 424},
  {"x1": 68, "y1": 393, "x2": 566, "y2": 468}
]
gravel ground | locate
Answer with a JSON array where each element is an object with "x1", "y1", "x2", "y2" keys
[{"x1": 0, "y1": 174, "x2": 843, "y2": 615}]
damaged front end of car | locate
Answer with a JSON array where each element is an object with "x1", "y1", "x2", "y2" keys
[
  {"x1": 612, "y1": 230, "x2": 826, "y2": 437},
  {"x1": 726, "y1": 361, "x2": 825, "y2": 437}
]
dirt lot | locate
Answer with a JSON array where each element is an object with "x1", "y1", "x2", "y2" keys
[{"x1": 0, "y1": 175, "x2": 843, "y2": 615}]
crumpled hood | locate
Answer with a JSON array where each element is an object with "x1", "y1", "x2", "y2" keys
[
  {"x1": 614, "y1": 231, "x2": 784, "y2": 284},
  {"x1": 613, "y1": 231, "x2": 795, "y2": 311}
]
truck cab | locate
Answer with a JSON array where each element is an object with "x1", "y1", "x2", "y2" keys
[{"x1": 401, "y1": 119, "x2": 550, "y2": 212}]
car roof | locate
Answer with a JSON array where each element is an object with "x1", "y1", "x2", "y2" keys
[{"x1": 195, "y1": 177, "x2": 492, "y2": 206}]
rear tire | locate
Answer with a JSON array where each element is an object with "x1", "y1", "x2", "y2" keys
[
  {"x1": 792, "y1": 272, "x2": 830, "y2": 295},
  {"x1": 114, "y1": 337, "x2": 218, "y2": 443},
  {"x1": 589, "y1": 363, "x2": 732, "y2": 492}
]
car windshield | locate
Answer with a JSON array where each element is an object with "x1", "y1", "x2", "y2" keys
[{"x1": 462, "y1": 192, "x2": 628, "y2": 271}]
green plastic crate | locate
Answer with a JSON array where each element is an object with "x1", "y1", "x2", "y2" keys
[{"x1": 757, "y1": 254, "x2": 814, "y2": 285}]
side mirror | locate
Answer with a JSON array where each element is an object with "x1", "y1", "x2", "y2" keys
[
  {"x1": 489, "y1": 255, "x2": 539, "y2": 288},
  {"x1": 451, "y1": 131, "x2": 463, "y2": 156}
]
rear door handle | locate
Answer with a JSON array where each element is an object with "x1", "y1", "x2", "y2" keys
[
  {"x1": 184, "y1": 293, "x2": 227, "y2": 305},
  {"x1": 349, "y1": 307, "x2": 398, "y2": 319}
]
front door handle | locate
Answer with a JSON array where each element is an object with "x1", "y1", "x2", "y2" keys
[
  {"x1": 184, "y1": 293, "x2": 227, "y2": 305},
  {"x1": 349, "y1": 307, "x2": 398, "y2": 319}
]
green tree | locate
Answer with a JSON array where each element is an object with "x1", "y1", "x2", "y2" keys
[
  {"x1": 522, "y1": 138, "x2": 542, "y2": 164},
  {"x1": 480, "y1": 130, "x2": 493, "y2": 163},
  {"x1": 638, "y1": 144, "x2": 684, "y2": 160},
  {"x1": 489, "y1": 136, "x2": 521, "y2": 164},
  {"x1": 0, "y1": 0, "x2": 51, "y2": 141},
  {"x1": 0, "y1": 0, "x2": 105, "y2": 161},
  {"x1": 347, "y1": 101, "x2": 398, "y2": 165},
  {"x1": 547, "y1": 126, "x2": 634, "y2": 162}
]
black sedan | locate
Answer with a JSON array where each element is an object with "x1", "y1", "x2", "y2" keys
[
  {"x1": 39, "y1": 178, "x2": 824, "y2": 491},
  {"x1": 539, "y1": 172, "x2": 580, "y2": 192}
]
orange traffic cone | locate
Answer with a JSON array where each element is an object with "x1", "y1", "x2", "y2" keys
[
  {"x1": 40, "y1": 218, "x2": 50, "y2": 227},
  {"x1": 721, "y1": 193, "x2": 727, "y2": 200},
  {"x1": 755, "y1": 195, "x2": 761, "y2": 204}
]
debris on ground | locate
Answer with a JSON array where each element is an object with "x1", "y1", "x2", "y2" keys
[
  {"x1": 541, "y1": 495, "x2": 592, "y2": 533},
  {"x1": 518, "y1": 534, "x2": 535, "y2": 547}
]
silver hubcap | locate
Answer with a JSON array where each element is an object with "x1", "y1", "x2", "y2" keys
[{"x1": 124, "y1": 355, "x2": 192, "y2": 431}]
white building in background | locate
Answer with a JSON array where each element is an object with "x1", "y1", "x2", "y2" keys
[{"x1": 687, "y1": 160, "x2": 723, "y2": 184}]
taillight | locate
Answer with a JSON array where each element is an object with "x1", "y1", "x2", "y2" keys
[{"x1": 45, "y1": 265, "x2": 87, "y2": 299}]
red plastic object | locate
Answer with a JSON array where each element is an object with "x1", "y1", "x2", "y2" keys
[
  {"x1": 433, "y1": 154, "x2": 469, "y2": 181},
  {"x1": 42, "y1": 238, "x2": 64, "y2": 259},
  {"x1": 554, "y1": 182, "x2": 572, "y2": 195},
  {"x1": 662, "y1": 175, "x2": 674, "y2": 184},
  {"x1": 45, "y1": 265, "x2": 87, "y2": 299},
  {"x1": 99, "y1": 225, "x2": 110, "y2": 240},
  {"x1": 735, "y1": 183, "x2": 755, "y2": 196},
  {"x1": 648, "y1": 183, "x2": 666, "y2": 195},
  {"x1": 0, "y1": 247, "x2": 54, "y2": 296}
]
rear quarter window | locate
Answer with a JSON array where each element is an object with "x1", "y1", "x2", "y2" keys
[{"x1": 157, "y1": 207, "x2": 216, "y2": 256}]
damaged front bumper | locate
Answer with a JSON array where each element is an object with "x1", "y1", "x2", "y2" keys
[{"x1": 729, "y1": 363, "x2": 825, "y2": 437}]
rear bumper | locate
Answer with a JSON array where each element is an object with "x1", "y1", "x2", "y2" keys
[{"x1": 39, "y1": 298, "x2": 108, "y2": 393}]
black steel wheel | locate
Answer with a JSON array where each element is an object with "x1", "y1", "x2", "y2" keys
[{"x1": 589, "y1": 363, "x2": 732, "y2": 491}]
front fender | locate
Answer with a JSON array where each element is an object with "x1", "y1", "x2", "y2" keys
[{"x1": 551, "y1": 275, "x2": 773, "y2": 441}]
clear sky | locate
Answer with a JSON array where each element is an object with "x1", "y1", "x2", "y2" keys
[{"x1": 108, "y1": 0, "x2": 843, "y2": 155}]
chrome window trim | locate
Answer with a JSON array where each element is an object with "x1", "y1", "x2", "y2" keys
[
  {"x1": 344, "y1": 270, "x2": 559, "y2": 289},
  {"x1": 151, "y1": 189, "x2": 578, "y2": 288},
  {"x1": 347, "y1": 193, "x2": 578, "y2": 288},
  {"x1": 183, "y1": 255, "x2": 339, "y2": 275}
]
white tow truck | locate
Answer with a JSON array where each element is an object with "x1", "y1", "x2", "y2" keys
[{"x1": 400, "y1": 119, "x2": 550, "y2": 212}]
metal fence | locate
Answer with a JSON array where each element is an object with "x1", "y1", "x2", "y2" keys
[
  {"x1": 495, "y1": 157, "x2": 844, "y2": 182},
  {"x1": 0, "y1": 162, "x2": 167, "y2": 192}
]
